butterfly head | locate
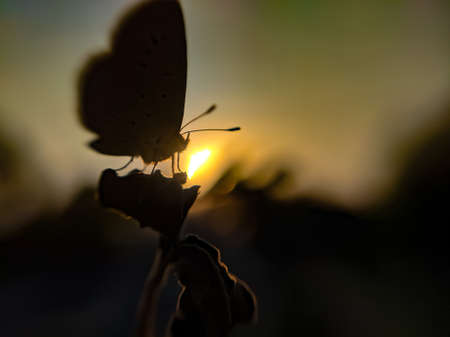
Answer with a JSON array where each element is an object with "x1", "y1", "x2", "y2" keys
[{"x1": 177, "y1": 132, "x2": 190, "y2": 152}]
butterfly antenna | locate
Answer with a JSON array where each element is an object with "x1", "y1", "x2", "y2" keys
[
  {"x1": 180, "y1": 104, "x2": 217, "y2": 131},
  {"x1": 181, "y1": 127, "x2": 241, "y2": 135},
  {"x1": 115, "y1": 157, "x2": 134, "y2": 171}
]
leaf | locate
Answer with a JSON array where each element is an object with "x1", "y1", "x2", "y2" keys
[{"x1": 169, "y1": 235, "x2": 257, "y2": 337}]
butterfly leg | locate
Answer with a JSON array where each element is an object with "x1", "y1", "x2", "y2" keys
[
  {"x1": 151, "y1": 162, "x2": 158, "y2": 174},
  {"x1": 115, "y1": 156, "x2": 134, "y2": 171},
  {"x1": 171, "y1": 154, "x2": 175, "y2": 176},
  {"x1": 176, "y1": 151, "x2": 181, "y2": 172}
]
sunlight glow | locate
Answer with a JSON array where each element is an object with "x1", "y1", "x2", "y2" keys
[{"x1": 187, "y1": 149, "x2": 211, "y2": 179}]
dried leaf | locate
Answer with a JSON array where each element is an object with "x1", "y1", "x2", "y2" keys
[{"x1": 169, "y1": 235, "x2": 257, "y2": 337}]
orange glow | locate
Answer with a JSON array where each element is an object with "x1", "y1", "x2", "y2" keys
[{"x1": 187, "y1": 149, "x2": 211, "y2": 179}]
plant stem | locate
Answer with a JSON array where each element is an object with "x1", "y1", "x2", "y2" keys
[{"x1": 135, "y1": 236, "x2": 173, "y2": 337}]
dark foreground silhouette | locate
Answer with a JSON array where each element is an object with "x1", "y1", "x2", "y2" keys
[{"x1": 1, "y1": 104, "x2": 450, "y2": 336}]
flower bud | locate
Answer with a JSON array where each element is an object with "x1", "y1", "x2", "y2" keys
[{"x1": 98, "y1": 169, "x2": 199, "y2": 239}]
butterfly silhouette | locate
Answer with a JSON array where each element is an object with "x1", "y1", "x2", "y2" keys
[{"x1": 78, "y1": 0, "x2": 239, "y2": 174}]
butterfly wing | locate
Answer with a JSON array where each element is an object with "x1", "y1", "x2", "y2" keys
[{"x1": 78, "y1": 0, "x2": 187, "y2": 160}]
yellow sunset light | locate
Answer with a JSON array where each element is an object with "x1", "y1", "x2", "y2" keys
[{"x1": 187, "y1": 149, "x2": 211, "y2": 179}]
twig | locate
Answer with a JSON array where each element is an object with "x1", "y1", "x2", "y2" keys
[{"x1": 135, "y1": 236, "x2": 173, "y2": 337}]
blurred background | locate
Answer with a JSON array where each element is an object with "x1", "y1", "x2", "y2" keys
[{"x1": 0, "y1": 0, "x2": 449, "y2": 336}]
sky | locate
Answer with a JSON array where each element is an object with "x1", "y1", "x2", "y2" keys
[{"x1": 0, "y1": 0, "x2": 449, "y2": 213}]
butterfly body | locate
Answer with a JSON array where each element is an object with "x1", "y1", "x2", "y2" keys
[
  {"x1": 79, "y1": 0, "x2": 187, "y2": 164},
  {"x1": 90, "y1": 129, "x2": 189, "y2": 164}
]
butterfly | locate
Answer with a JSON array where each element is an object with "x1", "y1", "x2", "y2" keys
[{"x1": 78, "y1": 0, "x2": 239, "y2": 174}]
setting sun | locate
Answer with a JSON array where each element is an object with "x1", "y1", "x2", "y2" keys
[{"x1": 187, "y1": 149, "x2": 211, "y2": 179}]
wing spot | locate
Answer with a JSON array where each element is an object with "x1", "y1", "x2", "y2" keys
[
  {"x1": 139, "y1": 63, "x2": 148, "y2": 69},
  {"x1": 145, "y1": 113, "x2": 151, "y2": 117},
  {"x1": 151, "y1": 35, "x2": 159, "y2": 45},
  {"x1": 131, "y1": 121, "x2": 136, "y2": 126},
  {"x1": 161, "y1": 93, "x2": 167, "y2": 99}
]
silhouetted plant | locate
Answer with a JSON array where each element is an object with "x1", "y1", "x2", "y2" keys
[
  {"x1": 97, "y1": 168, "x2": 256, "y2": 337},
  {"x1": 78, "y1": 0, "x2": 256, "y2": 335}
]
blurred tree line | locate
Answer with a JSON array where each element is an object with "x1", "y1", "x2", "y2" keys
[{"x1": 0, "y1": 102, "x2": 449, "y2": 337}]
